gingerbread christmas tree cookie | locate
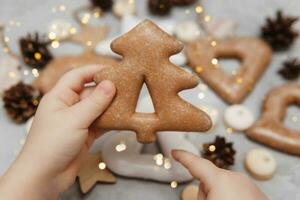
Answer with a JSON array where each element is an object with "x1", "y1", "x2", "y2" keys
[{"x1": 92, "y1": 20, "x2": 212, "y2": 143}]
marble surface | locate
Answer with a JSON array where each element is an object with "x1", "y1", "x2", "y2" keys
[{"x1": 0, "y1": 0, "x2": 300, "y2": 199}]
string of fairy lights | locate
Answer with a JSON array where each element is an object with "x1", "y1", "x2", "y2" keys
[{"x1": 1, "y1": 0, "x2": 299, "y2": 190}]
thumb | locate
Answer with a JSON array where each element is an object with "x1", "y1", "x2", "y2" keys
[
  {"x1": 68, "y1": 80, "x2": 116, "y2": 127},
  {"x1": 172, "y1": 150, "x2": 219, "y2": 192}
]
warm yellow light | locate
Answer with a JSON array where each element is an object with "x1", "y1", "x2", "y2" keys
[
  {"x1": 164, "y1": 158, "x2": 172, "y2": 169},
  {"x1": 86, "y1": 41, "x2": 92, "y2": 46},
  {"x1": 211, "y1": 41, "x2": 217, "y2": 47},
  {"x1": 195, "y1": 6, "x2": 203, "y2": 14},
  {"x1": 170, "y1": 181, "x2": 178, "y2": 188},
  {"x1": 211, "y1": 58, "x2": 218, "y2": 65},
  {"x1": 51, "y1": 40, "x2": 60, "y2": 48},
  {"x1": 32, "y1": 68, "x2": 39, "y2": 77},
  {"x1": 115, "y1": 142, "x2": 127, "y2": 152},
  {"x1": 208, "y1": 145, "x2": 216, "y2": 152},
  {"x1": 204, "y1": 15, "x2": 211, "y2": 22},
  {"x1": 98, "y1": 162, "x2": 106, "y2": 170},
  {"x1": 198, "y1": 92, "x2": 205, "y2": 99},
  {"x1": 236, "y1": 77, "x2": 243, "y2": 84},
  {"x1": 34, "y1": 52, "x2": 42, "y2": 60},
  {"x1": 227, "y1": 127, "x2": 233, "y2": 134},
  {"x1": 195, "y1": 66, "x2": 203, "y2": 73},
  {"x1": 48, "y1": 32, "x2": 56, "y2": 40},
  {"x1": 4, "y1": 36, "x2": 10, "y2": 42}
]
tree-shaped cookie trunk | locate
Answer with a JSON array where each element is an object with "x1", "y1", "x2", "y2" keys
[{"x1": 93, "y1": 20, "x2": 212, "y2": 143}]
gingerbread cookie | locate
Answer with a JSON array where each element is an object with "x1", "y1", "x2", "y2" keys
[
  {"x1": 186, "y1": 38, "x2": 272, "y2": 104},
  {"x1": 78, "y1": 152, "x2": 117, "y2": 193},
  {"x1": 92, "y1": 20, "x2": 212, "y2": 143},
  {"x1": 33, "y1": 52, "x2": 118, "y2": 93},
  {"x1": 247, "y1": 83, "x2": 300, "y2": 155}
]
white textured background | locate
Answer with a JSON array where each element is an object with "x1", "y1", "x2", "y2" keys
[{"x1": 0, "y1": 0, "x2": 300, "y2": 199}]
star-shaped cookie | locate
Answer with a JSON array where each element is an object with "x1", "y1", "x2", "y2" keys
[{"x1": 78, "y1": 152, "x2": 117, "y2": 193}]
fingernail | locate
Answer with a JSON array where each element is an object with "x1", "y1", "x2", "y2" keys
[
  {"x1": 98, "y1": 80, "x2": 114, "y2": 95},
  {"x1": 171, "y1": 150, "x2": 179, "y2": 160}
]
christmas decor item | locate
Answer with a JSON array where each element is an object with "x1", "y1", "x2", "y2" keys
[
  {"x1": 224, "y1": 104, "x2": 255, "y2": 131},
  {"x1": 278, "y1": 58, "x2": 300, "y2": 80},
  {"x1": 247, "y1": 83, "x2": 300, "y2": 155},
  {"x1": 101, "y1": 95, "x2": 200, "y2": 182},
  {"x1": 172, "y1": 0, "x2": 196, "y2": 6},
  {"x1": 19, "y1": 33, "x2": 53, "y2": 69},
  {"x1": 90, "y1": 0, "x2": 113, "y2": 11},
  {"x1": 148, "y1": 0, "x2": 172, "y2": 16},
  {"x1": 92, "y1": 20, "x2": 212, "y2": 143},
  {"x1": 245, "y1": 148, "x2": 276, "y2": 180},
  {"x1": 187, "y1": 38, "x2": 272, "y2": 104},
  {"x1": 78, "y1": 152, "x2": 117, "y2": 193},
  {"x1": 181, "y1": 184, "x2": 198, "y2": 200},
  {"x1": 3, "y1": 82, "x2": 41, "y2": 124},
  {"x1": 113, "y1": 0, "x2": 136, "y2": 18},
  {"x1": 202, "y1": 136, "x2": 236, "y2": 169},
  {"x1": 0, "y1": 55, "x2": 21, "y2": 94},
  {"x1": 261, "y1": 10, "x2": 298, "y2": 51}
]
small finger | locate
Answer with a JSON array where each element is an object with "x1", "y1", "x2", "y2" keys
[
  {"x1": 172, "y1": 150, "x2": 219, "y2": 190},
  {"x1": 52, "y1": 64, "x2": 106, "y2": 96},
  {"x1": 68, "y1": 80, "x2": 116, "y2": 127}
]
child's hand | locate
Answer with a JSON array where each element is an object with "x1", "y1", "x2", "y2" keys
[
  {"x1": 172, "y1": 150, "x2": 269, "y2": 200},
  {"x1": 0, "y1": 65, "x2": 116, "y2": 200}
]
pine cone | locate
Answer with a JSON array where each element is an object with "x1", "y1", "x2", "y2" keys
[
  {"x1": 202, "y1": 136, "x2": 236, "y2": 169},
  {"x1": 148, "y1": 0, "x2": 172, "y2": 16},
  {"x1": 90, "y1": 0, "x2": 113, "y2": 11},
  {"x1": 3, "y1": 82, "x2": 41, "y2": 124},
  {"x1": 172, "y1": 0, "x2": 196, "y2": 6},
  {"x1": 278, "y1": 58, "x2": 300, "y2": 80},
  {"x1": 261, "y1": 10, "x2": 298, "y2": 51},
  {"x1": 19, "y1": 33, "x2": 53, "y2": 69}
]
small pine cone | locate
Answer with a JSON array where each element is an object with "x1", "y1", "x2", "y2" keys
[
  {"x1": 172, "y1": 0, "x2": 196, "y2": 6},
  {"x1": 19, "y1": 33, "x2": 53, "y2": 69},
  {"x1": 278, "y1": 58, "x2": 300, "y2": 80},
  {"x1": 90, "y1": 0, "x2": 113, "y2": 11},
  {"x1": 3, "y1": 82, "x2": 41, "y2": 124},
  {"x1": 261, "y1": 10, "x2": 298, "y2": 51},
  {"x1": 149, "y1": 0, "x2": 172, "y2": 16},
  {"x1": 202, "y1": 136, "x2": 236, "y2": 169}
]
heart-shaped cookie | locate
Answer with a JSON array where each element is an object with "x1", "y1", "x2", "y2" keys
[
  {"x1": 247, "y1": 83, "x2": 300, "y2": 155},
  {"x1": 186, "y1": 37, "x2": 272, "y2": 104}
]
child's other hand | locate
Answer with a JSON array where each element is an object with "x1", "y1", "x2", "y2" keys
[
  {"x1": 0, "y1": 65, "x2": 115, "y2": 199},
  {"x1": 172, "y1": 150, "x2": 269, "y2": 200}
]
